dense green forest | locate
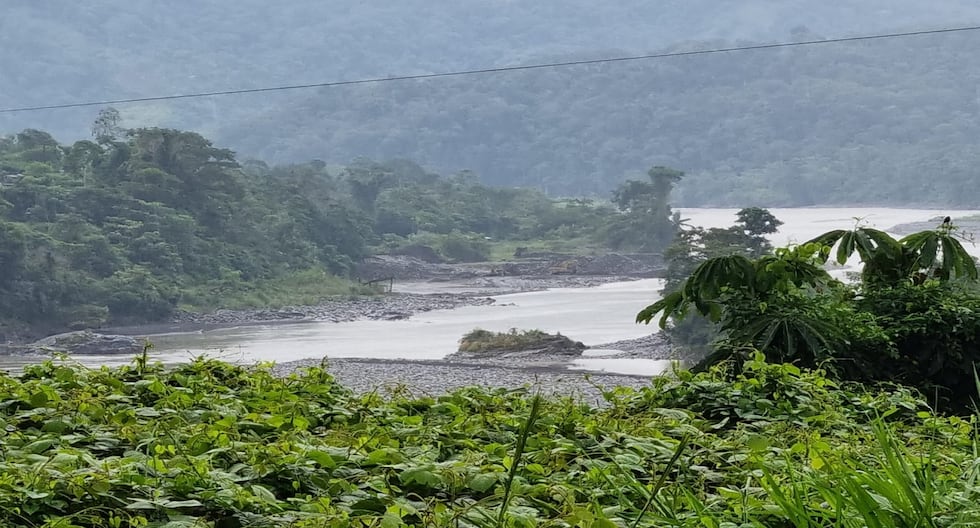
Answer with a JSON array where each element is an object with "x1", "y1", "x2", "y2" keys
[
  {"x1": 1, "y1": 124, "x2": 653, "y2": 338},
  {"x1": 3, "y1": 2, "x2": 980, "y2": 204}
]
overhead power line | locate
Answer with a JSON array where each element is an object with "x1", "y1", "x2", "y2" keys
[{"x1": 2, "y1": 24, "x2": 980, "y2": 114}]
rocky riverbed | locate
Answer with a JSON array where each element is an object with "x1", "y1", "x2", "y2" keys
[
  {"x1": 590, "y1": 332, "x2": 680, "y2": 360},
  {"x1": 101, "y1": 293, "x2": 497, "y2": 337},
  {"x1": 3, "y1": 293, "x2": 496, "y2": 358},
  {"x1": 270, "y1": 357, "x2": 658, "y2": 405}
]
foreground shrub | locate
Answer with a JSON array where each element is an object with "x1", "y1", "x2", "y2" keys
[
  {"x1": 846, "y1": 282, "x2": 980, "y2": 410},
  {"x1": 0, "y1": 356, "x2": 978, "y2": 526}
]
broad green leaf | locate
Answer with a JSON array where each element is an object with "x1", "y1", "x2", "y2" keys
[
  {"x1": 250, "y1": 484, "x2": 278, "y2": 503},
  {"x1": 351, "y1": 497, "x2": 388, "y2": 514},
  {"x1": 468, "y1": 473, "x2": 498, "y2": 492},
  {"x1": 399, "y1": 466, "x2": 443, "y2": 487},
  {"x1": 24, "y1": 438, "x2": 57, "y2": 454},
  {"x1": 308, "y1": 450, "x2": 336, "y2": 468},
  {"x1": 29, "y1": 391, "x2": 50, "y2": 407},
  {"x1": 42, "y1": 420, "x2": 71, "y2": 433},
  {"x1": 126, "y1": 499, "x2": 158, "y2": 510},
  {"x1": 380, "y1": 513, "x2": 404, "y2": 528},
  {"x1": 836, "y1": 231, "x2": 855, "y2": 265}
]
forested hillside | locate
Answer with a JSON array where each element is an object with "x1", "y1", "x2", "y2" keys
[
  {"x1": 2, "y1": 2, "x2": 980, "y2": 205},
  {"x1": 224, "y1": 30, "x2": 980, "y2": 205},
  {"x1": 0, "y1": 125, "x2": 623, "y2": 337}
]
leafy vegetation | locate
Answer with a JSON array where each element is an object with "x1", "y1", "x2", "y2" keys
[
  {"x1": 457, "y1": 329, "x2": 581, "y2": 354},
  {"x1": 641, "y1": 217, "x2": 980, "y2": 410},
  {"x1": 1, "y1": 355, "x2": 978, "y2": 526},
  {"x1": 0, "y1": 126, "x2": 371, "y2": 337}
]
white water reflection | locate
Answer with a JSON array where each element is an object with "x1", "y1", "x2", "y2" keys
[{"x1": 570, "y1": 358, "x2": 675, "y2": 377}]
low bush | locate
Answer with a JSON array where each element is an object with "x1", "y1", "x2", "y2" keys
[{"x1": 0, "y1": 356, "x2": 977, "y2": 526}]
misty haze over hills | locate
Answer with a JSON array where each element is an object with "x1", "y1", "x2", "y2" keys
[{"x1": 3, "y1": 1, "x2": 980, "y2": 205}]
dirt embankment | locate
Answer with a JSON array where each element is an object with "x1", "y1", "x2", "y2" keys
[{"x1": 354, "y1": 251, "x2": 665, "y2": 284}]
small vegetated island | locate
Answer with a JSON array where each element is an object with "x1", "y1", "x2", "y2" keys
[{"x1": 455, "y1": 328, "x2": 587, "y2": 359}]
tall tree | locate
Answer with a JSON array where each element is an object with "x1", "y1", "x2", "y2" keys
[
  {"x1": 607, "y1": 166, "x2": 684, "y2": 251},
  {"x1": 91, "y1": 107, "x2": 124, "y2": 145}
]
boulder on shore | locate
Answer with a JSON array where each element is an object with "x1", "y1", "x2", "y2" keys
[{"x1": 27, "y1": 331, "x2": 144, "y2": 356}]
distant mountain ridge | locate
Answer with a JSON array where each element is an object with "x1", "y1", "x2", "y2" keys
[{"x1": 3, "y1": 1, "x2": 980, "y2": 204}]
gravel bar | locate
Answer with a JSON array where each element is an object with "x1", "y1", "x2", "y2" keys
[{"x1": 273, "y1": 357, "x2": 656, "y2": 405}]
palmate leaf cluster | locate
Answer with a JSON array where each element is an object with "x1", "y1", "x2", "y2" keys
[
  {"x1": 2, "y1": 356, "x2": 979, "y2": 527},
  {"x1": 640, "y1": 220, "x2": 980, "y2": 409},
  {"x1": 657, "y1": 208, "x2": 784, "y2": 358}
]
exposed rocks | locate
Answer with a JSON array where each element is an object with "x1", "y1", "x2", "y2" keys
[
  {"x1": 589, "y1": 332, "x2": 676, "y2": 360},
  {"x1": 353, "y1": 252, "x2": 665, "y2": 283},
  {"x1": 389, "y1": 244, "x2": 445, "y2": 263},
  {"x1": 167, "y1": 293, "x2": 495, "y2": 329},
  {"x1": 492, "y1": 253, "x2": 663, "y2": 278},
  {"x1": 355, "y1": 255, "x2": 477, "y2": 281},
  {"x1": 578, "y1": 253, "x2": 662, "y2": 276},
  {"x1": 25, "y1": 331, "x2": 144, "y2": 356},
  {"x1": 462, "y1": 275, "x2": 637, "y2": 293}
]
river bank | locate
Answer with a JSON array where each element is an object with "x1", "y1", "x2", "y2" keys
[
  {"x1": 103, "y1": 292, "x2": 498, "y2": 338},
  {"x1": 96, "y1": 273, "x2": 641, "y2": 341},
  {"x1": 2, "y1": 278, "x2": 674, "y2": 395}
]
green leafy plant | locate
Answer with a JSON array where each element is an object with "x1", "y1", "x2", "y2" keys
[
  {"x1": 639, "y1": 219, "x2": 980, "y2": 409},
  {"x1": 2, "y1": 354, "x2": 977, "y2": 526}
]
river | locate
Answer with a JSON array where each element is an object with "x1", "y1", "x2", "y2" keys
[{"x1": 6, "y1": 207, "x2": 979, "y2": 375}]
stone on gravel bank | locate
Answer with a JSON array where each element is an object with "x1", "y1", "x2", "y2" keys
[{"x1": 25, "y1": 331, "x2": 143, "y2": 356}]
